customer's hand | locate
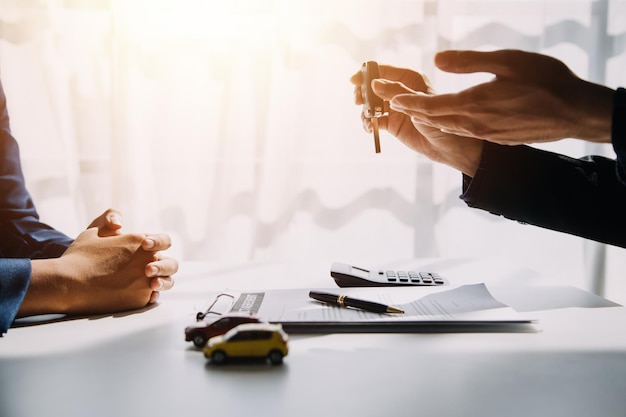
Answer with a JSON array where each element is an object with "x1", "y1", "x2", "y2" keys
[
  {"x1": 22, "y1": 227, "x2": 176, "y2": 316},
  {"x1": 86, "y1": 209, "x2": 177, "y2": 303},
  {"x1": 389, "y1": 49, "x2": 614, "y2": 144},
  {"x1": 351, "y1": 64, "x2": 483, "y2": 176}
]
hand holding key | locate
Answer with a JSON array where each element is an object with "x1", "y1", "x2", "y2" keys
[{"x1": 350, "y1": 62, "x2": 484, "y2": 177}]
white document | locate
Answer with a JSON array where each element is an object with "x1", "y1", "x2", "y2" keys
[{"x1": 205, "y1": 284, "x2": 535, "y2": 332}]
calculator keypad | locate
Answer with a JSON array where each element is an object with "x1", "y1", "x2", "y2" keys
[{"x1": 379, "y1": 270, "x2": 445, "y2": 286}]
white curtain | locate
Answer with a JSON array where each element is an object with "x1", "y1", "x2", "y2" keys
[{"x1": 1, "y1": 0, "x2": 625, "y2": 301}]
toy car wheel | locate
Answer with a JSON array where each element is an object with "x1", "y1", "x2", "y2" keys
[
  {"x1": 192, "y1": 335, "x2": 206, "y2": 348},
  {"x1": 211, "y1": 350, "x2": 227, "y2": 364},
  {"x1": 268, "y1": 350, "x2": 284, "y2": 365}
]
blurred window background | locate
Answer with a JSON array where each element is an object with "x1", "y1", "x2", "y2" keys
[{"x1": 1, "y1": 0, "x2": 625, "y2": 302}]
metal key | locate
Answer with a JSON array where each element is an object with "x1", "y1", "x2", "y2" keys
[{"x1": 361, "y1": 61, "x2": 386, "y2": 153}]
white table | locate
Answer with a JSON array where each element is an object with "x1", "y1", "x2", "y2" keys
[{"x1": 1, "y1": 258, "x2": 625, "y2": 417}]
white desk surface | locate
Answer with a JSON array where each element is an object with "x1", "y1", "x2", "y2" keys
[{"x1": 1, "y1": 258, "x2": 625, "y2": 417}]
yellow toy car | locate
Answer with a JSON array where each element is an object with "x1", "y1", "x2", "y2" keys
[{"x1": 203, "y1": 323, "x2": 289, "y2": 365}]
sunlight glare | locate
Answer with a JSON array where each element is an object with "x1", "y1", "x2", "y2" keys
[{"x1": 119, "y1": 0, "x2": 316, "y2": 53}]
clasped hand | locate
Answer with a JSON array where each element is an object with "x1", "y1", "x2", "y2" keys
[{"x1": 20, "y1": 209, "x2": 177, "y2": 317}]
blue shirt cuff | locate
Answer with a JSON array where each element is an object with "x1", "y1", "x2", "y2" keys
[{"x1": 0, "y1": 258, "x2": 31, "y2": 335}]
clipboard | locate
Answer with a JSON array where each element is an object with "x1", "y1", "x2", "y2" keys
[{"x1": 198, "y1": 284, "x2": 537, "y2": 333}]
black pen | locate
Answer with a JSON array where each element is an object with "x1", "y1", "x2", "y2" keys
[{"x1": 309, "y1": 291, "x2": 404, "y2": 314}]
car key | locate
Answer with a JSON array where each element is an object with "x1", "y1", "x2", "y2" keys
[{"x1": 360, "y1": 61, "x2": 386, "y2": 153}]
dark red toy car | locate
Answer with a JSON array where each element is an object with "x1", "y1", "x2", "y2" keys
[{"x1": 185, "y1": 314, "x2": 262, "y2": 348}]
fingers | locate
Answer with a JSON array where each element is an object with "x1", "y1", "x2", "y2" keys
[
  {"x1": 434, "y1": 49, "x2": 564, "y2": 81},
  {"x1": 358, "y1": 79, "x2": 418, "y2": 135},
  {"x1": 390, "y1": 93, "x2": 494, "y2": 140},
  {"x1": 141, "y1": 233, "x2": 172, "y2": 251},
  {"x1": 149, "y1": 291, "x2": 159, "y2": 304},
  {"x1": 149, "y1": 275, "x2": 175, "y2": 292},
  {"x1": 146, "y1": 255, "x2": 178, "y2": 277},
  {"x1": 390, "y1": 92, "x2": 459, "y2": 118},
  {"x1": 351, "y1": 64, "x2": 431, "y2": 103},
  {"x1": 105, "y1": 210, "x2": 123, "y2": 230},
  {"x1": 87, "y1": 208, "x2": 124, "y2": 236},
  {"x1": 434, "y1": 50, "x2": 520, "y2": 76},
  {"x1": 353, "y1": 84, "x2": 363, "y2": 105},
  {"x1": 146, "y1": 274, "x2": 174, "y2": 305},
  {"x1": 145, "y1": 257, "x2": 177, "y2": 304},
  {"x1": 349, "y1": 70, "x2": 362, "y2": 85},
  {"x1": 371, "y1": 79, "x2": 416, "y2": 100},
  {"x1": 378, "y1": 65, "x2": 431, "y2": 91},
  {"x1": 351, "y1": 64, "x2": 422, "y2": 84}
]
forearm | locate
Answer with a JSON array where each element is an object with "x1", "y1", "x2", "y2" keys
[{"x1": 16, "y1": 258, "x2": 69, "y2": 317}]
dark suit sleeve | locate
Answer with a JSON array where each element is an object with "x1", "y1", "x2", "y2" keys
[
  {"x1": 460, "y1": 87, "x2": 626, "y2": 248},
  {"x1": 0, "y1": 79, "x2": 73, "y2": 334}
]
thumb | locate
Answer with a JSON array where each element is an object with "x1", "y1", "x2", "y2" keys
[{"x1": 87, "y1": 208, "x2": 123, "y2": 237}]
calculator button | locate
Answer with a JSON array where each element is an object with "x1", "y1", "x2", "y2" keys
[{"x1": 377, "y1": 270, "x2": 445, "y2": 285}]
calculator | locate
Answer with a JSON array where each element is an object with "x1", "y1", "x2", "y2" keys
[{"x1": 330, "y1": 262, "x2": 447, "y2": 287}]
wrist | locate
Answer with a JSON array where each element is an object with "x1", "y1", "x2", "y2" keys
[
  {"x1": 445, "y1": 139, "x2": 483, "y2": 177},
  {"x1": 19, "y1": 258, "x2": 71, "y2": 316},
  {"x1": 612, "y1": 87, "x2": 626, "y2": 165},
  {"x1": 612, "y1": 87, "x2": 626, "y2": 139},
  {"x1": 570, "y1": 81, "x2": 614, "y2": 143}
]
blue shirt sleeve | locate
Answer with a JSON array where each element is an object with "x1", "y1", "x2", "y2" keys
[{"x1": 0, "y1": 258, "x2": 31, "y2": 335}]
